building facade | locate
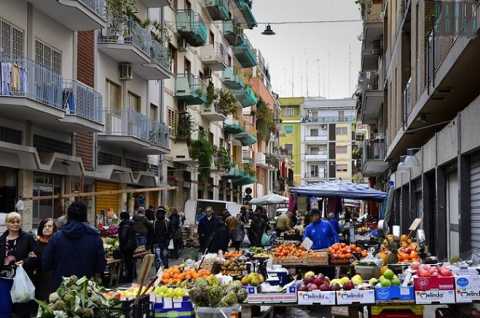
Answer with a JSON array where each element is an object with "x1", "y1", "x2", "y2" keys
[
  {"x1": 0, "y1": 0, "x2": 283, "y2": 230},
  {"x1": 357, "y1": 0, "x2": 480, "y2": 259},
  {"x1": 279, "y1": 97, "x2": 303, "y2": 185},
  {"x1": 301, "y1": 98, "x2": 357, "y2": 184}
]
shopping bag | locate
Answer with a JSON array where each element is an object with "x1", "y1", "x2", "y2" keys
[
  {"x1": 168, "y1": 239, "x2": 174, "y2": 250},
  {"x1": 261, "y1": 233, "x2": 271, "y2": 247},
  {"x1": 10, "y1": 265, "x2": 35, "y2": 303}
]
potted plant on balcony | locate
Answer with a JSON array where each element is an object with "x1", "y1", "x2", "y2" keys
[
  {"x1": 205, "y1": 81, "x2": 217, "y2": 112},
  {"x1": 216, "y1": 147, "x2": 232, "y2": 171},
  {"x1": 176, "y1": 112, "x2": 193, "y2": 142},
  {"x1": 190, "y1": 131, "x2": 214, "y2": 184},
  {"x1": 217, "y1": 89, "x2": 239, "y2": 115},
  {"x1": 105, "y1": 0, "x2": 138, "y2": 41},
  {"x1": 256, "y1": 99, "x2": 275, "y2": 142}
]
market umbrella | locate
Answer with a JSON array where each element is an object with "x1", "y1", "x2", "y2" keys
[
  {"x1": 290, "y1": 180, "x2": 387, "y2": 202},
  {"x1": 250, "y1": 193, "x2": 289, "y2": 205}
]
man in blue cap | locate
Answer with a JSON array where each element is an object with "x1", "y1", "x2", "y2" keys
[{"x1": 303, "y1": 209, "x2": 339, "y2": 250}]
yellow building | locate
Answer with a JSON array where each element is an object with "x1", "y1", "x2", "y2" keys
[{"x1": 279, "y1": 97, "x2": 304, "y2": 185}]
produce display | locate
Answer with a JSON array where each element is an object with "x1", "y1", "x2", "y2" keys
[
  {"x1": 221, "y1": 258, "x2": 247, "y2": 277},
  {"x1": 378, "y1": 234, "x2": 420, "y2": 264},
  {"x1": 37, "y1": 276, "x2": 118, "y2": 318},
  {"x1": 188, "y1": 276, "x2": 248, "y2": 307},
  {"x1": 373, "y1": 269, "x2": 402, "y2": 288},
  {"x1": 103, "y1": 237, "x2": 119, "y2": 258},
  {"x1": 240, "y1": 273, "x2": 265, "y2": 287},
  {"x1": 413, "y1": 263, "x2": 452, "y2": 277},
  {"x1": 153, "y1": 286, "x2": 188, "y2": 298},
  {"x1": 224, "y1": 251, "x2": 243, "y2": 259},
  {"x1": 298, "y1": 271, "x2": 371, "y2": 292},
  {"x1": 273, "y1": 243, "x2": 307, "y2": 258},
  {"x1": 161, "y1": 266, "x2": 212, "y2": 286},
  {"x1": 328, "y1": 243, "x2": 368, "y2": 263}
]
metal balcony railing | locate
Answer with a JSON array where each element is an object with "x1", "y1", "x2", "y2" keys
[
  {"x1": 0, "y1": 55, "x2": 63, "y2": 110},
  {"x1": 149, "y1": 120, "x2": 170, "y2": 148},
  {"x1": 362, "y1": 139, "x2": 386, "y2": 164},
  {"x1": 64, "y1": 80, "x2": 103, "y2": 124},
  {"x1": 150, "y1": 39, "x2": 171, "y2": 70},
  {"x1": 79, "y1": 0, "x2": 106, "y2": 18},
  {"x1": 176, "y1": 10, "x2": 208, "y2": 46},
  {"x1": 302, "y1": 115, "x2": 356, "y2": 123},
  {"x1": 403, "y1": 77, "x2": 412, "y2": 124},
  {"x1": 233, "y1": 34, "x2": 257, "y2": 67},
  {"x1": 99, "y1": 17, "x2": 152, "y2": 57}
]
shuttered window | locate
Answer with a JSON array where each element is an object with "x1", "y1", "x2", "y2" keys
[
  {"x1": 0, "y1": 18, "x2": 24, "y2": 59},
  {"x1": 106, "y1": 80, "x2": 122, "y2": 114},
  {"x1": 35, "y1": 40, "x2": 62, "y2": 74},
  {"x1": 168, "y1": 108, "x2": 176, "y2": 136}
]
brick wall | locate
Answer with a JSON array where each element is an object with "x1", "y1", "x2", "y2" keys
[{"x1": 76, "y1": 31, "x2": 95, "y2": 170}]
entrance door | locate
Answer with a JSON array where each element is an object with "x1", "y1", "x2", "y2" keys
[
  {"x1": 446, "y1": 170, "x2": 460, "y2": 259},
  {"x1": 0, "y1": 168, "x2": 17, "y2": 213}
]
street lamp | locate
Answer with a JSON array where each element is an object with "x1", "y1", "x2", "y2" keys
[{"x1": 262, "y1": 24, "x2": 275, "y2": 35}]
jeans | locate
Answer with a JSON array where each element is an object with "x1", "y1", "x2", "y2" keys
[
  {"x1": 136, "y1": 233, "x2": 147, "y2": 247},
  {"x1": 154, "y1": 243, "x2": 169, "y2": 270}
]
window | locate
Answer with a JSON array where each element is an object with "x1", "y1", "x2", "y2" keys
[
  {"x1": 150, "y1": 104, "x2": 158, "y2": 122},
  {"x1": 105, "y1": 80, "x2": 121, "y2": 114},
  {"x1": 335, "y1": 127, "x2": 348, "y2": 135},
  {"x1": 309, "y1": 146, "x2": 319, "y2": 155},
  {"x1": 336, "y1": 164, "x2": 348, "y2": 172},
  {"x1": 128, "y1": 92, "x2": 141, "y2": 112},
  {"x1": 0, "y1": 19, "x2": 24, "y2": 59},
  {"x1": 228, "y1": 55, "x2": 232, "y2": 67},
  {"x1": 35, "y1": 40, "x2": 61, "y2": 74},
  {"x1": 184, "y1": 58, "x2": 191, "y2": 75},
  {"x1": 283, "y1": 107, "x2": 297, "y2": 117},
  {"x1": 168, "y1": 108, "x2": 176, "y2": 135},
  {"x1": 310, "y1": 165, "x2": 319, "y2": 178},
  {"x1": 336, "y1": 145, "x2": 348, "y2": 154},
  {"x1": 169, "y1": 44, "x2": 177, "y2": 74},
  {"x1": 310, "y1": 129, "x2": 318, "y2": 137},
  {"x1": 338, "y1": 110, "x2": 345, "y2": 121},
  {"x1": 284, "y1": 144, "x2": 293, "y2": 156}
]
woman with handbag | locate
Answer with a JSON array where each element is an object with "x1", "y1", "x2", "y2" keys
[
  {"x1": 0, "y1": 212, "x2": 37, "y2": 318},
  {"x1": 33, "y1": 218, "x2": 57, "y2": 302}
]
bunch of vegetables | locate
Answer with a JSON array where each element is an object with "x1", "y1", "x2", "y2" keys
[
  {"x1": 161, "y1": 265, "x2": 211, "y2": 286},
  {"x1": 102, "y1": 237, "x2": 119, "y2": 258},
  {"x1": 37, "y1": 276, "x2": 118, "y2": 318},
  {"x1": 188, "y1": 276, "x2": 247, "y2": 308},
  {"x1": 98, "y1": 224, "x2": 119, "y2": 238}
]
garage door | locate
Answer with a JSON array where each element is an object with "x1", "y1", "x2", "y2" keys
[
  {"x1": 95, "y1": 181, "x2": 120, "y2": 213},
  {"x1": 471, "y1": 155, "x2": 480, "y2": 253}
]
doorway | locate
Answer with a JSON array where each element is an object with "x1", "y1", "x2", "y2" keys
[
  {"x1": 0, "y1": 168, "x2": 17, "y2": 213},
  {"x1": 446, "y1": 170, "x2": 460, "y2": 259},
  {"x1": 32, "y1": 173, "x2": 62, "y2": 228}
]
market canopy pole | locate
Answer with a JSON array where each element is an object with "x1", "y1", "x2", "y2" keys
[{"x1": 22, "y1": 186, "x2": 177, "y2": 201}]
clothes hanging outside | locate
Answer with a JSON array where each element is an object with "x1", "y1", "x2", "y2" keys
[
  {"x1": 63, "y1": 88, "x2": 76, "y2": 114},
  {"x1": 0, "y1": 62, "x2": 27, "y2": 96}
]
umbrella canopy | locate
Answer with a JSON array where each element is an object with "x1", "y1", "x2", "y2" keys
[
  {"x1": 290, "y1": 181, "x2": 387, "y2": 201},
  {"x1": 250, "y1": 193, "x2": 289, "y2": 205}
]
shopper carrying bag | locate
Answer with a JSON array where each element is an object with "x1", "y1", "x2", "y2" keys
[{"x1": 10, "y1": 264, "x2": 35, "y2": 303}]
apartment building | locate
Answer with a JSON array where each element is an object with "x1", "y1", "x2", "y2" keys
[
  {"x1": 301, "y1": 98, "x2": 356, "y2": 184},
  {"x1": 357, "y1": 0, "x2": 480, "y2": 260}
]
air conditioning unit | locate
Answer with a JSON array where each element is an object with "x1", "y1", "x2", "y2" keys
[{"x1": 119, "y1": 63, "x2": 133, "y2": 80}]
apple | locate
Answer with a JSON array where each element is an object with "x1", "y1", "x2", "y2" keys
[
  {"x1": 317, "y1": 273, "x2": 325, "y2": 281},
  {"x1": 307, "y1": 283, "x2": 318, "y2": 291},
  {"x1": 330, "y1": 283, "x2": 341, "y2": 291},
  {"x1": 418, "y1": 269, "x2": 430, "y2": 277},
  {"x1": 343, "y1": 281, "x2": 354, "y2": 291},
  {"x1": 383, "y1": 269, "x2": 395, "y2": 280},
  {"x1": 304, "y1": 276, "x2": 314, "y2": 285},
  {"x1": 312, "y1": 277, "x2": 324, "y2": 286},
  {"x1": 410, "y1": 261, "x2": 420, "y2": 271},
  {"x1": 319, "y1": 283, "x2": 330, "y2": 291},
  {"x1": 304, "y1": 271, "x2": 315, "y2": 280},
  {"x1": 299, "y1": 284, "x2": 308, "y2": 292}
]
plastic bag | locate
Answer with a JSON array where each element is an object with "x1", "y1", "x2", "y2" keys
[
  {"x1": 10, "y1": 265, "x2": 35, "y2": 303},
  {"x1": 261, "y1": 233, "x2": 270, "y2": 247}
]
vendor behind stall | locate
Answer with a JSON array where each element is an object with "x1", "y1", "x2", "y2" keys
[
  {"x1": 275, "y1": 211, "x2": 293, "y2": 236},
  {"x1": 303, "y1": 209, "x2": 339, "y2": 250}
]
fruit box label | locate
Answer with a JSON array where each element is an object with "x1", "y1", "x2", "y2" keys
[
  {"x1": 297, "y1": 291, "x2": 336, "y2": 305},
  {"x1": 455, "y1": 275, "x2": 480, "y2": 303},
  {"x1": 415, "y1": 290, "x2": 455, "y2": 304},
  {"x1": 413, "y1": 276, "x2": 455, "y2": 291},
  {"x1": 336, "y1": 289, "x2": 375, "y2": 305},
  {"x1": 375, "y1": 286, "x2": 415, "y2": 302}
]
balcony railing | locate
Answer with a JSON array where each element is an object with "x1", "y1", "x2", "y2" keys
[
  {"x1": 305, "y1": 153, "x2": 328, "y2": 161},
  {"x1": 176, "y1": 10, "x2": 208, "y2": 47},
  {"x1": 234, "y1": 85, "x2": 257, "y2": 107},
  {"x1": 362, "y1": 139, "x2": 386, "y2": 164},
  {"x1": 150, "y1": 39, "x2": 171, "y2": 70},
  {"x1": 302, "y1": 115, "x2": 356, "y2": 123},
  {"x1": 99, "y1": 17, "x2": 151, "y2": 57},
  {"x1": 204, "y1": 0, "x2": 230, "y2": 21},
  {"x1": 175, "y1": 74, "x2": 207, "y2": 105},
  {"x1": 64, "y1": 80, "x2": 103, "y2": 124},
  {"x1": 403, "y1": 77, "x2": 412, "y2": 124},
  {"x1": 0, "y1": 55, "x2": 64, "y2": 110},
  {"x1": 233, "y1": 35, "x2": 257, "y2": 67},
  {"x1": 200, "y1": 43, "x2": 228, "y2": 69},
  {"x1": 222, "y1": 67, "x2": 244, "y2": 89},
  {"x1": 105, "y1": 108, "x2": 168, "y2": 147},
  {"x1": 234, "y1": 0, "x2": 256, "y2": 28},
  {"x1": 80, "y1": 0, "x2": 106, "y2": 18},
  {"x1": 223, "y1": 21, "x2": 243, "y2": 45}
]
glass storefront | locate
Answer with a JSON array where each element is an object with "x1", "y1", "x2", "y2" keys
[{"x1": 32, "y1": 173, "x2": 62, "y2": 227}]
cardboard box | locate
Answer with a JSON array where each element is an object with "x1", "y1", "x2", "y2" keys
[
  {"x1": 245, "y1": 285, "x2": 297, "y2": 304},
  {"x1": 455, "y1": 275, "x2": 480, "y2": 303},
  {"x1": 297, "y1": 291, "x2": 336, "y2": 305},
  {"x1": 413, "y1": 276, "x2": 454, "y2": 291},
  {"x1": 414, "y1": 289, "x2": 455, "y2": 304},
  {"x1": 375, "y1": 286, "x2": 415, "y2": 303},
  {"x1": 336, "y1": 289, "x2": 375, "y2": 305}
]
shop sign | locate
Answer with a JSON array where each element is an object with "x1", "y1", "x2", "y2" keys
[{"x1": 297, "y1": 291, "x2": 336, "y2": 305}]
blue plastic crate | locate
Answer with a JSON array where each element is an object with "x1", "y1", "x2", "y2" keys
[{"x1": 375, "y1": 286, "x2": 415, "y2": 303}]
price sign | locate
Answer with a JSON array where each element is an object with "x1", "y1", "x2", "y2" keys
[{"x1": 301, "y1": 237, "x2": 313, "y2": 250}]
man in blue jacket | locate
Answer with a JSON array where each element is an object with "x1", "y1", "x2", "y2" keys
[
  {"x1": 43, "y1": 201, "x2": 106, "y2": 289},
  {"x1": 303, "y1": 209, "x2": 339, "y2": 250}
]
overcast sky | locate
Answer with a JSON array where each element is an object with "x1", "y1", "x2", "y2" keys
[{"x1": 245, "y1": 0, "x2": 362, "y2": 99}]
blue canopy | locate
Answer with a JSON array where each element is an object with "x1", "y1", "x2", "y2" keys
[{"x1": 290, "y1": 181, "x2": 387, "y2": 201}]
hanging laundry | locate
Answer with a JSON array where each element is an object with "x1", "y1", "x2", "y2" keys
[
  {"x1": 63, "y1": 88, "x2": 76, "y2": 114},
  {"x1": 19, "y1": 65, "x2": 27, "y2": 94},
  {"x1": 11, "y1": 63, "x2": 20, "y2": 93},
  {"x1": 1, "y1": 62, "x2": 12, "y2": 95}
]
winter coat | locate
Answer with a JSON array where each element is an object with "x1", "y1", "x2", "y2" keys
[
  {"x1": 132, "y1": 214, "x2": 154, "y2": 247},
  {"x1": 303, "y1": 220, "x2": 339, "y2": 250},
  {"x1": 118, "y1": 219, "x2": 137, "y2": 253},
  {"x1": 209, "y1": 218, "x2": 229, "y2": 253},
  {"x1": 0, "y1": 230, "x2": 37, "y2": 274},
  {"x1": 152, "y1": 219, "x2": 171, "y2": 246},
  {"x1": 198, "y1": 216, "x2": 227, "y2": 252},
  {"x1": 249, "y1": 214, "x2": 269, "y2": 246},
  {"x1": 42, "y1": 221, "x2": 106, "y2": 289},
  {"x1": 33, "y1": 240, "x2": 55, "y2": 302},
  {"x1": 168, "y1": 214, "x2": 181, "y2": 240}
]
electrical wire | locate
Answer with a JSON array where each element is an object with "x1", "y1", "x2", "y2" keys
[{"x1": 255, "y1": 19, "x2": 362, "y2": 25}]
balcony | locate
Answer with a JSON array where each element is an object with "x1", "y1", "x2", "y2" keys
[
  {"x1": 176, "y1": 10, "x2": 208, "y2": 47},
  {"x1": 99, "y1": 108, "x2": 170, "y2": 155},
  {"x1": 98, "y1": 18, "x2": 152, "y2": 68},
  {"x1": 360, "y1": 89, "x2": 383, "y2": 125},
  {"x1": 235, "y1": 132, "x2": 257, "y2": 146},
  {"x1": 139, "y1": 0, "x2": 171, "y2": 8},
  {"x1": 304, "y1": 134, "x2": 328, "y2": 143},
  {"x1": 403, "y1": 77, "x2": 412, "y2": 123},
  {"x1": 255, "y1": 152, "x2": 268, "y2": 168},
  {"x1": 200, "y1": 103, "x2": 227, "y2": 122},
  {"x1": 234, "y1": 86, "x2": 257, "y2": 107},
  {"x1": 362, "y1": 138, "x2": 388, "y2": 176},
  {"x1": 224, "y1": 119, "x2": 244, "y2": 135},
  {"x1": 233, "y1": 35, "x2": 257, "y2": 68},
  {"x1": 147, "y1": 39, "x2": 173, "y2": 80},
  {"x1": 233, "y1": 0, "x2": 256, "y2": 29},
  {"x1": 302, "y1": 116, "x2": 356, "y2": 124},
  {"x1": 205, "y1": 0, "x2": 230, "y2": 21},
  {"x1": 60, "y1": 80, "x2": 104, "y2": 131},
  {"x1": 200, "y1": 44, "x2": 228, "y2": 71},
  {"x1": 242, "y1": 149, "x2": 253, "y2": 164},
  {"x1": 223, "y1": 21, "x2": 243, "y2": 46},
  {"x1": 175, "y1": 74, "x2": 207, "y2": 105},
  {"x1": 222, "y1": 67, "x2": 244, "y2": 89},
  {"x1": 305, "y1": 153, "x2": 328, "y2": 161},
  {"x1": 28, "y1": 0, "x2": 106, "y2": 30}
]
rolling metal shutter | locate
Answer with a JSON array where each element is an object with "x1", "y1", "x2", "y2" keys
[
  {"x1": 95, "y1": 181, "x2": 120, "y2": 214},
  {"x1": 471, "y1": 155, "x2": 480, "y2": 252}
]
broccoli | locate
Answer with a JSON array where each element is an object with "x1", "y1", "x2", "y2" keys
[
  {"x1": 207, "y1": 285, "x2": 224, "y2": 307},
  {"x1": 236, "y1": 288, "x2": 248, "y2": 303}
]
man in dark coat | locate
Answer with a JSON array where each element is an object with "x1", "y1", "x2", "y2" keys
[
  {"x1": 132, "y1": 208, "x2": 154, "y2": 249},
  {"x1": 152, "y1": 209, "x2": 170, "y2": 269},
  {"x1": 197, "y1": 207, "x2": 216, "y2": 252},
  {"x1": 168, "y1": 208, "x2": 182, "y2": 258},
  {"x1": 42, "y1": 201, "x2": 106, "y2": 289},
  {"x1": 118, "y1": 212, "x2": 136, "y2": 282},
  {"x1": 249, "y1": 208, "x2": 269, "y2": 247}
]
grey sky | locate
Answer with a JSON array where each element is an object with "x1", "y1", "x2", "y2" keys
[{"x1": 245, "y1": 0, "x2": 362, "y2": 99}]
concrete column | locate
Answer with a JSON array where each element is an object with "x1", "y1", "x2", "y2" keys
[
  {"x1": 435, "y1": 167, "x2": 447, "y2": 260},
  {"x1": 213, "y1": 175, "x2": 219, "y2": 200},
  {"x1": 18, "y1": 170, "x2": 33, "y2": 231}
]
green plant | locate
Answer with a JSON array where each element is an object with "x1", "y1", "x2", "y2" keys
[
  {"x1": 216, "y1": 147, "x2": 232, "y2": 171},
  {"x1": 177, "y1": 112, "x2": 193, "y2": 141},
  {"x1": 190, "y1": 131, "x2": 214, "y2": 183},
  {"x1": 243, "y1": 163, "x2": 256, "y2": 176},
  {"x1": 205, "y1": 81, "x2": 217, "y2": 110},
  {"x1": 152, "y1": 21, "x2": 172, "y2": 44},
  {"x1": 217, "y1": 89, "x2": 239, "y2": 115},
  {"x1": 255, "y1": 99, "x2": 275, "y2": 142}
]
